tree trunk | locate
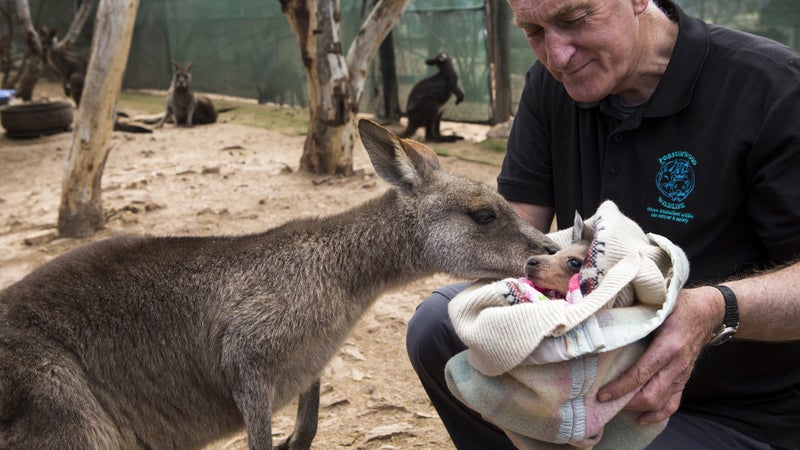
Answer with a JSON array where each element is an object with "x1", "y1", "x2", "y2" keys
[
  {"x1": 14, "y1": 0, "x2": 42, "y2": 101},
  {"x1": 485, "y1": 0, "x2": 511, "y2": 125},
  {"x1": 58, "y1": 0, "x2": 139, "y2": 237},
  {"x1": 280, "y1": 0, "x2": 410, "y2": 175}
]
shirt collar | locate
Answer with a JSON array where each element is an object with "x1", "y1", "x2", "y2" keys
[{"x1": 644, "y1": 1, "x2": 709, "y2": 117}]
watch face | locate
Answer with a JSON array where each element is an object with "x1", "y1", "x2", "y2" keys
[{"x1": 710, "y1": 327, "x2": 737, "y2": 346}]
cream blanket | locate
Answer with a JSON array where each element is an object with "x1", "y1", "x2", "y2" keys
[{"x1": 445, "y1": 200, "x2": 690, "y2": 449}]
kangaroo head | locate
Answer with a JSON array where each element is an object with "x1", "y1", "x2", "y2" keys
[
  {"x1": 171, "y1": 60, "x2": 192, "y2": 91},
  {"x1": 38, "y1": 26, "x2": 58, "y2": 53},
  {"x1": 357, "y1": 119, "x2": 556, "y2": 280},
  {"x1": 524, "y1": 211, "x2": 594, "y2": 298}
]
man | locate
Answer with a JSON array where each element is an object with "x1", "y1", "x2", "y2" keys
[{"x1": 406, "y1": 0, "x2": 800, "y2": 448}]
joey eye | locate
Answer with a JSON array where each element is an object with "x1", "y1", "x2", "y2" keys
[
  {"x1": 470, "y1": 209, "x2": 496, "y2": 224},
  {"x1": 567, "y1": 258, "x2": 583, "y2": 271}
]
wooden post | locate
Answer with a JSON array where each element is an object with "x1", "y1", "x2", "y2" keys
[
  {"x1": 485, "y1": 0, "x2": 511, "y2": 125},
  {"x1": 58, "y1": 0, "x2": 139, "y2": 237}
]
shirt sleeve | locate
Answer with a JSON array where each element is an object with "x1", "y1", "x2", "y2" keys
[
  {"x1": 497, "y1": 63, "x2": 555, "y2": 207},
  {"x1": 746, "y1": 80, "x2": 800, "y2": 262}
]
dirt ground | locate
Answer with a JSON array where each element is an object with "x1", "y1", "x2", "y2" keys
[{"x1": 0, "y1": 82, "x2": 510, "y2": 449}]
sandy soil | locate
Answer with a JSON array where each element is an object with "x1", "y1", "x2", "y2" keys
[{"x1": 0, "y1": 83, "x2": 510, "y2": 449}]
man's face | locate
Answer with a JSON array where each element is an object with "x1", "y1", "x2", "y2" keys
[{"x1": 509, "y1": 0, "x2": 644, "y2": 102}]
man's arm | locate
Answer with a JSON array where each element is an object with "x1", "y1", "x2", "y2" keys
[
  {"x1": 509, "y1": 201, "x2": 554, "y2": 233},
  {"x1": 598, "y1": 260, "x2": 800, "y2": 424}
]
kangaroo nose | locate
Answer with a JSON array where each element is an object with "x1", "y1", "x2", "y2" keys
[{"x1": 545, "y1": 246, "x2": 558, "y2": 255}]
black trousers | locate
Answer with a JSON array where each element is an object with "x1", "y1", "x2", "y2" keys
[{"x1": 405, "y1": 283, "x2": 772, "y2": 450}]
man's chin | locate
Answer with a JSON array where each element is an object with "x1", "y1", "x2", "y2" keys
[{"x1": 564, "y1": 85, "x2": 607, "y2": 103}]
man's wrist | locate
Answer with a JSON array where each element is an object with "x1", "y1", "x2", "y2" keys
[{"x1": 708, "y1": 285, "x2": 739, "y2": 346}]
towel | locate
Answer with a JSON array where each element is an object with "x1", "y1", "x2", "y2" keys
[{"x1": 445, "y1": 200, "x2": 690, "y2": 449}]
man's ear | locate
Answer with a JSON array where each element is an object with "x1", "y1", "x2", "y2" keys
[{"x1": 633, "y1": 0, "x2": 648, "y2": 15}]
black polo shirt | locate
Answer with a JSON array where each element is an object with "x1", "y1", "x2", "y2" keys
[{"x1": 498, "y1": 1, "x2": 800, "y2": 448}]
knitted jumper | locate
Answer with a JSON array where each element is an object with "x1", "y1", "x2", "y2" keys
[{"x1": 445, "y1": 200, "x2": 690, "y2": 449}]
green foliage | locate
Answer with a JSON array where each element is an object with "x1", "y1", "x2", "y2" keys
[{"x1": 478, "y1": 138, "x2": 507, "y2": 154}]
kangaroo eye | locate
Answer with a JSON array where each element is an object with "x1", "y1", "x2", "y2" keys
[
  {"x1": 567, "y1": 258, "x2": 583, "y2": 271},
  {"x1": 470, "y1": 209, "x2": 496, "y2": 224}
]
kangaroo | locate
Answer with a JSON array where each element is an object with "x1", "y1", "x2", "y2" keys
[
  {"x1": 400, "y1": 52, "x2": 465, "y2": 142},
  {"x1": 157, "y1": 60, "x2": 218, "y2": 128},
  {"x1": 39, "y1": 26, "x2": 87, "y2": 107},
  {"x1": 525, "y1": 211, "x2": 594, "y2": 299},
  {"x1": 0, "y1": 119, "x2": 557, "y2": 450}
]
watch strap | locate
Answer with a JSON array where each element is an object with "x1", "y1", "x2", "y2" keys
[
  {"x1": 713, "y1": 285, "x2": 739, "y2": 328},
  {"x1": 709, "y1": 284, "x2": 739, "y2": 346}
]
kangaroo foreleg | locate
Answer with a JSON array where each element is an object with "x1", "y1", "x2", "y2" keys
[{"x1": 276, "y1": 379, "x2": 320, "y2": 450}]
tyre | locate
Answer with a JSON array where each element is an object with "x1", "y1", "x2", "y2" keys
[{"x1": 1, "y1": 101, "x2": 74, "y2": 139}]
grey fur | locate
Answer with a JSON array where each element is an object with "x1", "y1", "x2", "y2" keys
[
  {"x1": 0, "y1": 119, "x2": 557, "y2": 449},
  {"x1": 157, "y1": 60, "x2": 218, "y2": 128}
]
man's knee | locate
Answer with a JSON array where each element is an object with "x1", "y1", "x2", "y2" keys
[{"x1": 406, "y1": 282, "x2": 470, "y2": 374}]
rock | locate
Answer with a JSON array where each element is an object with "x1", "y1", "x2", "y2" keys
[
  {"x1": 486, "y1": 119, "x2": 513, "y2": 139},
  {"x1": 363, "y1": 423, "x2": 415, "y2": 443},
  {"x1": 23, "y1": 229, "x2": 58, "y2": 246}
]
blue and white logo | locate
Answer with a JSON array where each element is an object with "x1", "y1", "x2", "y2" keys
[{"x1": 656, "y1": 153, "x2": 695, "y2": 203}]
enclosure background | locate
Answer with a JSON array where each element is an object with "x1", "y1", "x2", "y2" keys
[{"x1": 24, "y1": 0, "x2": 800, "y2": 123}]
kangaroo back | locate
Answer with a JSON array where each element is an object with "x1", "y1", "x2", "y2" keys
[{"x1": 0, "y1": 120, "x2": 555, "y2": 449}]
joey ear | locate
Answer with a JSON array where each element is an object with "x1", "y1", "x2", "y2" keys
[
  {"x1": 358, "y1": 119, "x2": 440, "y2": 193},
  {"x1": 571, "y1": 211, "x2": 583, "y2": 244}
]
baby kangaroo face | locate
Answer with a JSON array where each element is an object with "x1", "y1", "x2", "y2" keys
[{"x1": 524, "y1": 211, "x2": 593, "y2": 298}]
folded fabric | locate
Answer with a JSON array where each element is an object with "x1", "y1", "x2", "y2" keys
[{"x1": 445, "y1": 200, "x2": 690, "y2": 449}]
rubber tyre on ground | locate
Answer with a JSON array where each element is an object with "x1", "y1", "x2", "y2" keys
[{"x1": 1, "y1": 101, "x2": 73, "y2": 139}]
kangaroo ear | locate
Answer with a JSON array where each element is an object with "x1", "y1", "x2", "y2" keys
[
  {"x1": 185, "y1": 62, "x2": 193, "y2": 72},
  {"x1": 571, "y1": 211, "x2": 584, "y2": 244},
  {"x1": 358, "y1": 119, "x2": 440, "y2": 193},
  {"x1": 171, "y1": 60, "x2": 181, "y2": 71}
]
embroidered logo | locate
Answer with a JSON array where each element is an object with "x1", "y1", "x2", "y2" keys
[
  {"x1": 647, "y1": 151, "x2": 697, "y2": 224},
  {"x1": 656, "y1": 153, "x2": 695, "y2": 202}
]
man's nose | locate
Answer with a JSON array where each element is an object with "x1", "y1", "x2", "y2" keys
[{"x1": 544, "y1": 31, "x2": 575, "y2": 70}]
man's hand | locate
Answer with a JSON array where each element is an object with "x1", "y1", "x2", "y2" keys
[{"x1": 596, "y1": 286, "x2": 722, "y2": 424}]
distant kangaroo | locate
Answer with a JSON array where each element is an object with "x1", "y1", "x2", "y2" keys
[
  {"x1": 0, "y1": 120, "x2": 557, "y2": 450},
  {"x1": 157, "y1": 60, "x2": 218, "y2": 127},
  {"x1": 39, "y1": 26, "x2": 87, "y2": 107},
  {"x1": 400, "y1": 52, "x2": 465, "y2": 142}
]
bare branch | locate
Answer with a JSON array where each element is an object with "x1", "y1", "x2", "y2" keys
[
  {"x1": 345, "y1": 0, "x2": 410, "y2": 103},
  {"x1": 54, "y1": 0, "x2": 96, "y2": 50}
]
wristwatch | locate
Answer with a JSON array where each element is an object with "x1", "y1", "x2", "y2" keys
[{"x1": 709, "y1": 285, "x2": 739, "y2": 346}]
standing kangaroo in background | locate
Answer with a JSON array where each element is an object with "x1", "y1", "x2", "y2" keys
[
  {"x1": 0, "y1": 120, "x2": 557, "y2": 450},
  {"x1": 39, "y1": 26, "x2": 87, "y2": 107},
  {"x1": 157, "y1": 60, "x2": 218, "y2": 127},
  {"x1": 400, "y1": 52, "x2": 465, "y2": 142}
]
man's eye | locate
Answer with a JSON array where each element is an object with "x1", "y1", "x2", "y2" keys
[
  {"x1": 524, "y1": 26, "x2": 543, "y2": 39},
  {"x1": 559, "y1": 15, "x2": 586, "y2": 29}
]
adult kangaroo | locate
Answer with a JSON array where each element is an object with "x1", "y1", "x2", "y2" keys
[
  {"x1": 400, "y1": 52, "x2": 465, "y2": 142},
  {"x1": 0, "y1": 120, "x2": 557, "y2": 450},
  {"x1": 39, "y1": 26, "x2": 87, "y2": 107}
]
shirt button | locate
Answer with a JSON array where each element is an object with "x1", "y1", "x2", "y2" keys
[
  {"x1": 609, "y1": 163, "x2": 620, "y2": 174},
  {"x1": 612, "y1": 134, "x2": 623, "y2": 143}
]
